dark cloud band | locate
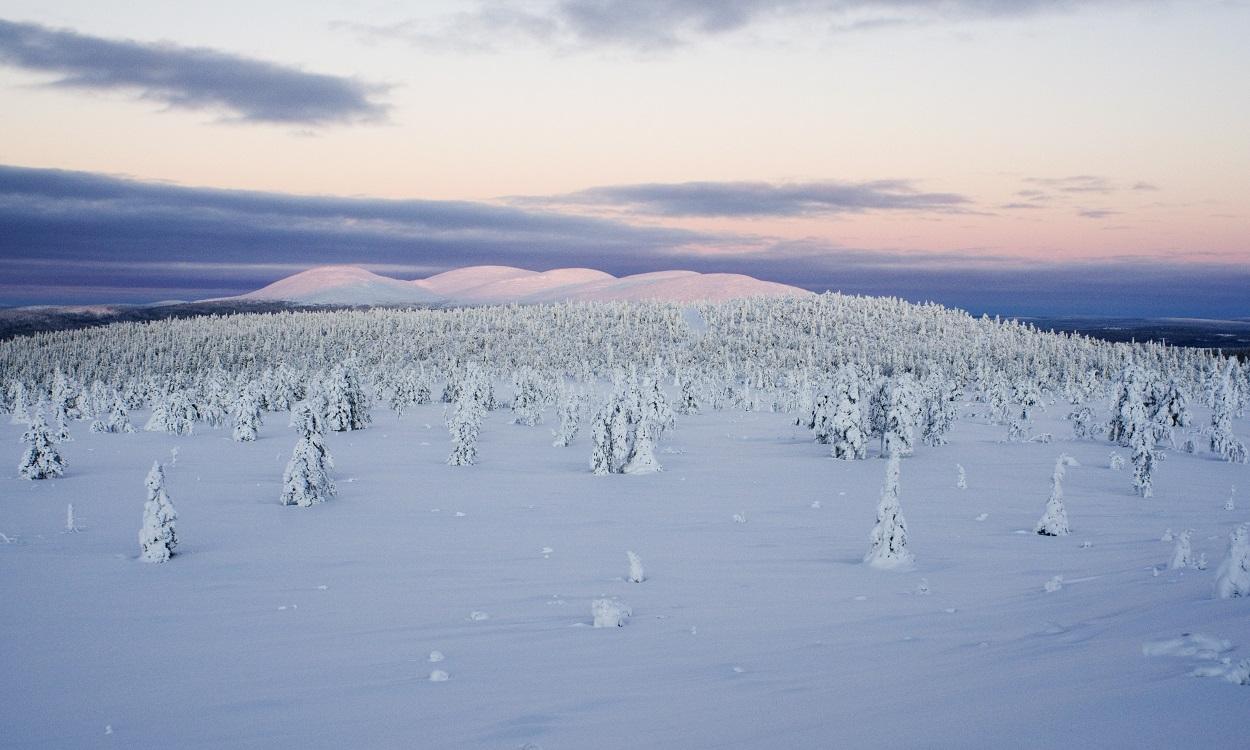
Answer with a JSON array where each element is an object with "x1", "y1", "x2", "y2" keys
[{"x1": 0, "y1": 19, "x2": 389, "y2": 125}]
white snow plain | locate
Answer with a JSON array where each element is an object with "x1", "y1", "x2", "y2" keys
[{"x1": 2, "y1": 401, "x2": 1250, "y2": 748}]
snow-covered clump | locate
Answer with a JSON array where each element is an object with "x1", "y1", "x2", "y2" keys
[
  {"x1": 1214, "y1": 524, "x2": 1250, "y2": 599},
  {"x1": 592, "y1": 599, "x2": 631, "y2": 628},
  {"x1": 626, "y1": 551, "x2": 645, "y2": 583},
  {"x1": 18, "y1": 410, "x2": 65, "y2": 480},
  {"x1": 1168, "y1": 530, "x2": 1194, "y2": 570}
]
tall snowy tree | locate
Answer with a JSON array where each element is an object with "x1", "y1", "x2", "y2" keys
[
  {"x1": 1210, "y1": 370, "x2": 1248, "y2": 463},
  {"x1": 18, "y1": 410, "x2": 65, "y2": 480},
  {"x1": 830, "y1": 365, "x2": 867, "y2": 460},
  {"x1": 881, "y1": 374, "x2": 921, "y2": 458},
  {"x1": 510, "y1": 367, "x2": 546, "y2": 426},
  {"x1": 323, "y1": 361, "x2": 372, "y2": 432},
  {"x1": 231, "y1": 387, "x2": 263, "y2": 442},
  {"x1": 864, "y1": 453, "x2": 913, "y2": 569},
  {"x1": 921, "y1": 368, "x2": 959, "y2": 447},
  {"x1": 1130, "y1": 422, "x2": 1157, "y2": 498},
  {"x1": 139, "y1": 461, "x2": 177, "y2": 563},
  {"x1": 8, "y1": 380, "x2": 30, "y2": 424},
  {"x1": 281, "y1": 398, "x2": 336, "y2": 507},
  {"x1": 551, "y1": 385, "x2": 584, "y2": 448}
]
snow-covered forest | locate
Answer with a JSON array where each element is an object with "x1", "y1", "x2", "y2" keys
[{"x1": 3, "y1": 293, "x2": 1249, "y2": 748}]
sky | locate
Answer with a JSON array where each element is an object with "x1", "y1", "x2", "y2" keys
[{"x1": 1, "y1": 0, "x2": 1248, "y2": 316}]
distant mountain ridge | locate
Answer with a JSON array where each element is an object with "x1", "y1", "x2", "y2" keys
[{"x1": 234, "y1": 264, "x2": 813, "y2": 306}]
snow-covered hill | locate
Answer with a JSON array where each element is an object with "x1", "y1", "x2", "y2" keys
[
  {"x1": 238, "y1": 265, "x2": 447, "y2": 306},
  {"x1": 229, "y1": 265, "x2": 812, "y2": 306}
]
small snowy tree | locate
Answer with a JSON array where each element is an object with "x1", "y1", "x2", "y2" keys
[
  {"x1": 139, "y1": 461, "x2": 177, "y2": 563},
  {"x1": 956, "y1": 463, "x2": 967, "y2": 489},
  {"x1": 323, "y1": 362, "x2": 372, "y2": 432},
  {"x1": 1169, "y1": 529, "x2": 1194, "y2": 570},
  {"x1": 145, "y1": 390, "x2": 196, "y2": 435},
  {"x1": 626, "y1": 551, "x2": 645, "y2": 583},
  {"x1": 18, "y1": 410, "x2": 65, "y2": 480},
  {"x1": 446, "y1": 394, "x2": 482, "y2": 467},
  {"x1": 1035, "y1": 454, "x2": 1076, "y2": 536},
  {"x1": 1215, "y1": 524, "x2": 1250, "y2": 599},
  {"x1": 676, "y1": 371, "x2": 701, "y2": 416},
  {"x1": 864, "y1": 453, "x2": 913, "y2": 569},
  {"x1": 510, "y1": 367, "x2": 545, "y2": 426},
  {"x1": 281, "y1": 399, "x2": 336, "y2": 507},
  {"x1": 8, "y1": 380, "x2": 30, "y2": 424}
]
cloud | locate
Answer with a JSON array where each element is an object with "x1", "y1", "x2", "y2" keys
[
  {"x1": 1077, "y1": 208, "x2": 1120, "y2": 219},
  {"x1": 341, "y1": 1, "x2": 1136, "y2": 53},
  {"x1": 0, "y1": 19, "x2": 389, "y2": 125},
  {"x1": 516, "y1": 180, "x2": 971, "y2": 217},
  {"x1": 1, "y1": 163, "x2": 1245, "y2": 318},
  {"x1": 1023, "y1": 175, "x2": 1116, "y2": 194}
]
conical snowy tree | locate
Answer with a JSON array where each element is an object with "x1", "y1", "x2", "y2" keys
[
  {"x1": 18, "y1": 410, "x2": 65, "y2": 480},
  {"x1": 446, "y1": 398, "x2": 481, "y2": 467},
  {"x1": 881, "y1": 375, "x2": 921, "y2": 458},
  {"x1": 1035, "y1": 454, "x2": 1075, "y2": 536},
  {"x1": 104, "y1": 392, "x2": 134, "y2": 433},
  {"x1": 510, "y1": 367, "x2": 546, "y2": 426},
  {"x1": 676, "y1": 371, "x2": 701, "y2": 416},
  {"x1": 53, "y1": 404, "x2": 73, "y2": 442},
  {"x1": 864, "y1": 452, "x2": 913, "y2": 569},
  {"x1": 139, "y1": 461, "x2": 177, "y2": 563},
  {"x1": 1215, "y1": 524, "x2": 1250, "y2": 599},
  {"x1": 231, "y1": 388, "x2": 263, "y2": 442},
  {"x1": 921, "y1": 368, "x2": 959, "y2": 447},
  {"x1": 830, "y1": 366, "x2": 867, "y2": 460},
  {"x1": 280, "y1": 399, "x2": 336, "y2": 507}
]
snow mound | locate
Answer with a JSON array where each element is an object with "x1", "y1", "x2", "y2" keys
[{"x1": 239, "y1": 266, "x2": 445, "y2": 306}]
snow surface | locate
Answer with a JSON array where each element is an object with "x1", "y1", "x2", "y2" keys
[
  {"x1": 226, "y1": 265, "x2": 812, "y2": 306},
  {"x1": 3, "y1": 402, "x2": 1250, "y2": 748}
]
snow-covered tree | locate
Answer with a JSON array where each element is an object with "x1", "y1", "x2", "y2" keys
[
  {"x1": 1210, "y1": 370, "x2": 1248, "y2": 463},
  {"x1": 1035, "y1": 454, "x2": 1076, "y2": 536},
  {"x1": 323, "y1": 361, "x2": 372, "y2": 432},
  {"x1": 446, "y1": 379, "x2": 485, "y2": 467},
  {"x1": 18, "y1": 409, "x2": 65, "y2": 480},
  {"x1": 281, "y1": 398, "x2": 336, "y2": 507},
  {"x1": 145, "y1": 390, "x2": 196, "y2": 435},
  {"x1": 551, "y1": 385, "x2": 584, "y2": 448},
  {"x1": 921, "y1": 368, "x2": 959, "y2": 447},
  {"x1": 98, "y1": 392, "x2": 134, "y2": 434},
  {"x1": 1007, "y1": 379, "x2": 1042, "y2": 441},
  {"x1": 1130, "y1": 424, "x2": 1156, "y2": 498},
  {"x1": 881, "y1": 374, "x2": 921, "y2": 458},
  {"x1": 7, "y1": 380, "x2": 31, "y2": 424},
  {"x1": 231, "y1": 388, "x2": 263, "y2": 442},
  {"x1": 830, "y1": 365, "x2": 867, "y2": 460},
  {"x1": 623, "y1": 420, "x2": 662, "y2": 474},
  {"x1": 139, "y1": 461, "x2": 177, "y2": 563},
  {"x1": 510, "y1": 367, "x2": 546, "y2": 426},
  {"x1": 1169, "y1": 529, "x2": 1193, "y2": 570},
  {"x1": 53, "y1": 404, "x2": 73, "y2": 443},
  {"x1": 1215, "y1": 524, "x2": 1250, "y2": 599},
  {"x1": 676, "y1": 371, "x2": 701, "y2": 416},
  {"x1": 956, "y1": 463, "x2": 967, "y2": 489},
  {"x1": 864, "y1": 453, "x2": 913, "y2": 569},
  {"x1": 1067, "y1": 405, "x2": 1096, "y2": 440}
]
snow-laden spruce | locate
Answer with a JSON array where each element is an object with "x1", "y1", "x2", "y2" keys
[
  {"x1": 18, "y1": 409, "x2": 65, "y2": 480},
  {"x1": 510, "y1": 367, "x2": 546, "y2": 426},
  {"x1": 589, "y1": 369, "x2": 669, "y2": 475},
  {"x1": 865, "y1": 452, "x2": 913, "y2": 569},
  {"x1": 281, "y1": 397, "x2": 336, "y2": 507},
  {"x1": 139, "y1": 461, "x2": 177, "y2": 563},
  {"x1": 1210, "y1": 369, "x2": 1247, "y2": 463},
  {"x1": 550, "y1": 385, "x2": 584, "y2": 447},
  {"x1": 1035, "y1": 454, "x2": 1077, "y2": 536},
  {"x1": 1130, "y1": 422, "x2": 1157, "y2": 498},
  {"x1": 322, "y1": 361, "x2": 372, "y2": 432},
  {"x1": 231, "y1": 388, "x2": 263, "y2": 442},
  {"x1": 1214, "y1": 524, "x2": 1250, "y2": 599},
  {"x1": 881, "y1": 374, "x2": 921, "y2": 459},
  {"x1": 830, "y1": 365, "x2": 867, "y2": 460},
  {"x1": 145, "y1": 390, "x2": 196, "y2": 435}
]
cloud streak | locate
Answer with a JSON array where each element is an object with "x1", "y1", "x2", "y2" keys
[
  {"x1": 517, "y1": 180, "x2": 971, "y2": 217},
  {"x1": 0, "y1": 19, "x2": 389, "y2": 125},
  {"x1": 343, "y1": 1, "x2": 1137, "y2": 52}
]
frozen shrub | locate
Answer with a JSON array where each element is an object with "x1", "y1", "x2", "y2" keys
[{"x1": 592, "y1": 599, "x2": 631, "y2": 628}]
